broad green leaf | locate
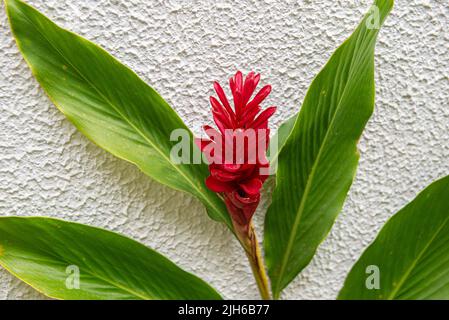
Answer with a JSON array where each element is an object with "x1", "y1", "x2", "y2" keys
[
  {"x1": 264, "y1": 0, "x2": 394, "y2": 298},
  {"x1": 0, "y1": 217, "x2": 222, "y2": 300},
  {"x1": 5, "y1": 0, "x2": 231, "y2": 228},
  {"x1": 339, "y1": 175, "x2": 449, "y2": 300},
  {"x1": 268, "y1": 115, "x2": 296, "y2": 170}
]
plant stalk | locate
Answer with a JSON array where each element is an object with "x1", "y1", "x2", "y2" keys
[{"x1": 234, "y1": 222, "x2": 271, "y2": 300}]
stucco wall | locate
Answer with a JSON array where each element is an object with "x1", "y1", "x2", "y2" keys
[{"x1": 0, "y1": 0, "x2": 448, "y2": 300}]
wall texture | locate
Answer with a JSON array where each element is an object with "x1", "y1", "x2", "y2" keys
[{"x1": 0, "y1": 0, "x2": 448, "y2": 300}]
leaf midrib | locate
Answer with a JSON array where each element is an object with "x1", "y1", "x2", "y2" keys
[
  {"x1": 387, "y1": 214, "x2": 449, "y2": 300},
  {"x1": 273, "y1": 32, "x2": 371, "y2": 294},
  {"x1": 4, "y1": 250, "x2": 152, "y2": 299},
  {"x1": 0, "y1": 235, "x2": 152, "y2": 300},
  {"x1": 14, "y1": 7, "x2": 224, "y2": 222}
]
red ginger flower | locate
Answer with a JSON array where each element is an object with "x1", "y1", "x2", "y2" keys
[{"x1": 196, "y1": 71, "x2": 276, "y2": 228}]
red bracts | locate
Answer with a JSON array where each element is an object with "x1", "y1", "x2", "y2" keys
[{"x1": 196, "y1": 71, "x2": 276, "y2": 227}]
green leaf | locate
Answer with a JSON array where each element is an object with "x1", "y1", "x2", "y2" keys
[
  {"x1": 268, "y1": 115, "x2": 296, "y2": 170},
  {"x1": 0, "y1": 217, "x2": 222, "y2": 300},
  {"x1": 264, "y1": 0, "x2": 394, "y2": 298},
  {"x1": 5, "y1": 0, "x2": 231, "y2": 228},
  {"x1": 339, "y1": 176, "x2": 449, "y2": 300}
]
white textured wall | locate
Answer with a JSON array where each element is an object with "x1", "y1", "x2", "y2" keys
[{"x1": 0, "y1": 0, "x2": 448, "y2": 300}]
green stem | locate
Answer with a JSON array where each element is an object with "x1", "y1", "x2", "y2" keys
[{"x1": 234, "y1": 222, "x2": 271, "y2": 300}]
